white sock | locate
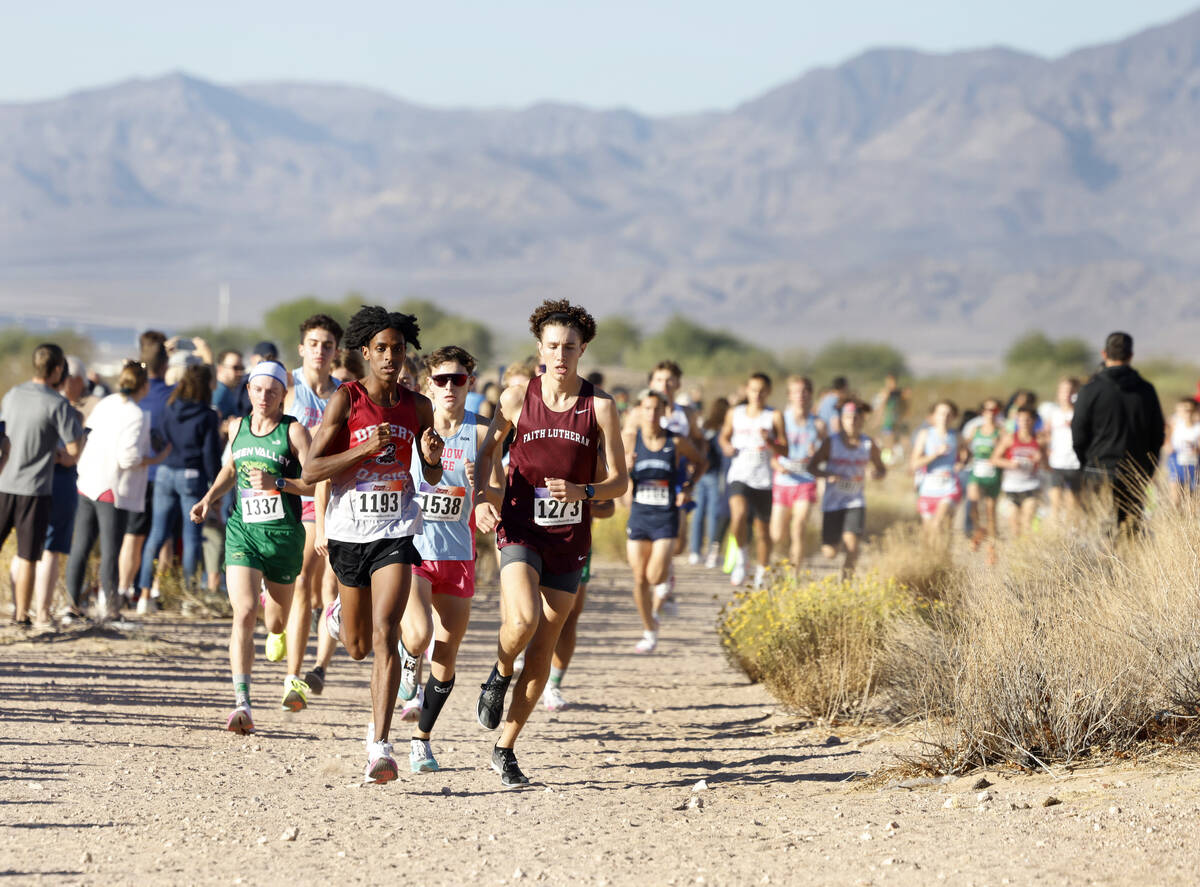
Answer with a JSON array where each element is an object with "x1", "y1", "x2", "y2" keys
[
  {"x1": 739, "y1": 546, "x2": 750, "y2": 566},
  {"x1": 285, "y1": 674, "x2": 298, "y2": 687}
]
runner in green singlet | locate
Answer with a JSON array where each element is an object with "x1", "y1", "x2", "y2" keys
[{"x1": 962, "y1": 398, "x2": 1003, "y2": 562}]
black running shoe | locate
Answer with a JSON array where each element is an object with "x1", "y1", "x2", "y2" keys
[
  {"x1": 477, "y1": 665, "x2": 511, "y2": 730},
  {"x1": 304, "y1": 666, "x2": 326, "y2": 696},
  {"x1": 491, "y1": 745, "x2": 530, "y2": 788}
]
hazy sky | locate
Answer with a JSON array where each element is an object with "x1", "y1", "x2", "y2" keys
[{"x1": 4, "y1": 1, "x2": 1197, "y2": 113}]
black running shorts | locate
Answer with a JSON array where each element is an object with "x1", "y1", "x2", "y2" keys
[{"x1": 328, "y1": 537, "x2": 422, "y2": 589}]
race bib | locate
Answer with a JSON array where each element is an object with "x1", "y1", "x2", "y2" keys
[
  {"x1": 972, "y1": 460, "x2": 997, "y2": 479},
  {"x1": 354, "y1": 480, "x2": 409, "y2": 521},
  {"x1": 1179, "y1": 445, "x2": 1198, "y2": 467},
  {"x1": 634, "y1": 479, "x2": 671, "y2": 507},
  {"x1": 418, "y1": 482, "x2": 467, "y2": 522},
  {"x1": 925, "y1": 469, "x2": 957, "y2": 496},
  {"x1": 1016, "y1": 458, "x2": 1034, "y2": 473},
  {"x1": 533, "y1": 487, "x2": 582, "y2": 527},
  {"x1": 240, "y1": 489, "x2": 283, "y2": 524},
  {"x1": 778, "y1": 457, "x2": 808, "y2": 476},
  {"x1": 834, "y1": 477, "x2": 863, "y2": 496}
]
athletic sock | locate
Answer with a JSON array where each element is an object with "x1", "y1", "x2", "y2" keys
[
  {"x1": 417, "y1": 675, "x2": 455, "y2": 734},
  {"x1": 549, "y1": 666, "x2": 565, "y2": 688},
  {"x1": 285, "y1": 673, "x2": 298, "y2": 688},
  {"x1": 233, "y1": 674, "x2": 251, "y2": 709}
]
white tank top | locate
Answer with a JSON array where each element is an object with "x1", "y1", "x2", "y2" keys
[
  {"x1": 1043, "y1": 404, "x2": 1079, "y2": 470},
  {"x1": 726, "y1": 405, "x2": 775, "y2": 490},
  {"x1": 823, "y1": 433, "x2": 872, "y2": 511},
  {"x1": 917, "y1": 429, "x2": 959, "y2": 498},
  {"x1": 1172, "y1": 419, "x2": 1200, "y2": 467}
]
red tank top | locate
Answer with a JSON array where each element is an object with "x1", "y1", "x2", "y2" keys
[
  {"x1": 325, "y1": 380, "x2": 423, "y2": 542},
  {"x1": 498, "y1": 376, "x2": 599, "y2": 572}
]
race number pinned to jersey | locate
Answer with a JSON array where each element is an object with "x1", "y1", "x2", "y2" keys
[
  {"x1": 533, "y1": 487, "x2": 582, "y2": 527},
  {"x1": 418, "y1": 482, "x2": 467, "y2": 522},
  {"x1": 240, "y1": 489, "x2": 283, "y2": 524},
  {"x1": 972, "y1": 460, "x2": 997, "y2": 479},
  {"x1": 634, "y1": 479, "x2": 671, "y2": 507},
  {"x1": 834, "y1": 476, "x2": 864, "y2": 496},
  {"x1": 354, "y1": 479, "x2": 409, "y2": 521}
]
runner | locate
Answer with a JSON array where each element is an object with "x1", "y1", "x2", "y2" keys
[
  {"x1": 188, "y1": 361, "x2": 313, "y2": 736},
  {"x1": 396, "y1": 345, "x2": 498, "y2": 772},
  {"x1": 872, "y1": 374, "x2": 906, "y2": 464},
  {"x1": 1163, "y1": 396, "x2": 1200, "y2": 506},
  {"x1": 1042, "y1": 377, "x2": 1083, "y2": 519},
  {"x1": 278, "y1": 314, "x2": 343, "y2": 711},
  {"x1": 623, "y1": 388, "x2": 706, "y2": 653},
  {"x1": 993, "y1": 406, "x2": 1045, "y2": 539},
  {"x1": 473, "y1": 299, "x2": 627, "y2": 787},
  {"x1": 963, "y1": 398, "x2": 1003, "y2": 561},
  {"x1": 911, "y1": 400, "x2": 962, "y2": 538},
  {"x1": 687, "y1": 397, "x2": 730, "y2": 569},
  {"x1": 808, "y1": 400, "x2": 886, "y2": 579},
  {"x1": 302, "y1": 306, "x2": 445, "y2": 784},
  {"x1": 719, "y1": 373, "x2": 786, "y2": 588},
  {"x1": 769, "y1": 376, "x2": 825, "y2": 569}
]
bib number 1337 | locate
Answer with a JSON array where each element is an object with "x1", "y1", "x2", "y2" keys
[{"x1": 533, "y1": 487, "x2": 582, "y2": 527}]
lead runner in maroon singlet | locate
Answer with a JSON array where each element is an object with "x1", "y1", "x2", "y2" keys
[{"x1": 473, "y1": 299, "x2": 628, "y2": 787}]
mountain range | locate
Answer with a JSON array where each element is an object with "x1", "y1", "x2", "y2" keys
[{"x1": 5, "y1": 11, "x2": 1200, "y2": 366}]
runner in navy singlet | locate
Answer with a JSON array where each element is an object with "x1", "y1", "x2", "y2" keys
[{"x1": 473, "y1": 299, "x2": 628, "y2": 787}]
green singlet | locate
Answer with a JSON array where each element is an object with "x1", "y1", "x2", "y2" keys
[
  {"x1": 967, "y1": 427, "x2": 1002, "y2": 498},
  {"x1": 224, "y1": 415, "x2": 305, "y2": 584}
]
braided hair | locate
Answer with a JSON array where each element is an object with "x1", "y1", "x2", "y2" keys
[{"x1": 344, "y1": 305, "x2": 421, "y2": 352}]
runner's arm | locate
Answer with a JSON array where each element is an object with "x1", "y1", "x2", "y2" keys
[
  {"x1": 283, "y1": 422, "x2": 316, "y2": 497},
  {"x1": 675, "y1": 435, "x2": 708, "y2": 487},
  {"x1": 808, "y1": 437, "x2": 832, "y2": 479},
  {"x1": 990, "y1": 434, "x2": 1015, "y2": 468},
  {"x1": 768, "y1": 412, "x2": 788, "y2": 458},
  {"x1": 414, "y1": 394, "x2": 445, "y2": 485},
  {"x1": 314, "y1": 480, "x2": 330, "y2": 557},
  {"x1": 302, "y1": 387, "x2": 385, "y2": 483},
  {"x1": 473, "y1": 384, "x2": 522, "y2": 532},
  {"x1": 589, "y1": 396, "x2": 629, "y2": 501},
  {"x1": 869, "y1": 440, "x2": 887, "y2": 479},
  {"x1": 718, "y1": 409, "x2": 735, "y2": 457}
]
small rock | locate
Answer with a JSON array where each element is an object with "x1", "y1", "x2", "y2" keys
[
  {"x1": 832, "y1": 811, "x2": 844, "y2": 819},
  {"x1": 971, "y1": 777, "x2": 993, "y2": 790},
  {"x1": 440, "y1": 786, "x2": 452, "y2": 796},
  {"x1": 81, "y1": 851, "x2": 92, "y2": 864},
  {"x1": 1042, "y1": 796, "x2": 1062, "y2": 808},
  {"x1": 692, "y1": 780, "x2": 708, "y2": 792},
  {"x1": 1108, "y1": 806, "x2": 1121, "y2": 815},
  {"x1": 543, "y1": 787, "x2": 553, "y2": 794},
  {"x1": 885, "y1": 820, "x2": 900, "y2": 830},
  {"x1": 824, "y1": 735, "x2": 843, "y2": 746},
  {"x1": 860, "y1": 831, "x2": 872, "y2": 841},
  {"x1": 1146, "y1": 826, "x2": 1156, "y2": 834},
  {"x1": 943, "y1": 797, "x2": 958, "y2": 809},
  {"x1": 644, "y1": 708, "x2": 654, "y2": 715},
  {"x1": 882, "y1": 857, "x2": 898, "y2": 866},
  {"x1": 976, "y1": 791, "x2": 993, "y2": 803},
  {"x1": 688, "y1": 796, "x2": 703, "y2": 810},
  {"x1": 280, "y1": 826, "x2": 299, "y2": 842},
  {"x1": 256, "y1": 836, "x2": 268, "y2": 845},
  {"x1": 513, "y1": 868, "x2": 525, "y2": 880}
]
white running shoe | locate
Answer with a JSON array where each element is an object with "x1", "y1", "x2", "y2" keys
[
  {"x1": 753, "y1": 564, "x2": 767, "y2": 589},
  {"x1": 542, "y1": 684, "x2": 567, "y2": 712},
  {"x1": 704, "y1": 550, "x2": 719, "y2": 569},
  {"x1": 136, "y1": 596, "x2": 158, "y2": 615},
  {"x1": 399, "y1": 684, "x2": 424, "y2": 722},
  {"x1": 365, "y1": 740, "x2": 398, "y2": 784},
  {"x1": 410, "y1": 738, "x2": 438, "y2": 773},
  {"x1": 730, "y1": 562, "x2": 747, "y2": 586},
  {"x1": 687, "y1": 552, "x2": 701, "y2": 566},
  {"x1": 325, "y1": 600, "x2": 342, "y2": 643},
  {"x1": 634, "y1": 630, "x2": 658, "y2": 654}
]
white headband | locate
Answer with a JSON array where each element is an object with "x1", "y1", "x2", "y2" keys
[{"x1": 247, "y1": 361, "x2": 289, "y2": 390}]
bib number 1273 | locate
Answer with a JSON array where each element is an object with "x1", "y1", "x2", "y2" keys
[{"x1": 533, "y1": 487, "x2": 582, "y2": 527}]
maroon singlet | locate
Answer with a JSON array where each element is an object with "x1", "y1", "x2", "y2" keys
[{"x1": 498, "y1": 375, "x2": 599, "y2": 574}]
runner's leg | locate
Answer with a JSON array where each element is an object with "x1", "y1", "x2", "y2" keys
[
  {"x1": 628, "y1": 539, "x2": 656, "y2": 632},
  {"x1": 499, "y1": 585, "x2": 576, "y2": 748},
  {"x1": 367, "y1": 563, "x2": 411, "y2": 744}
]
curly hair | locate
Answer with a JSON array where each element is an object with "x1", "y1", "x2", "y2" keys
[
  {"x1": 528, "y1": 299, "x2": 596, "y2": 344},
  {"x1": 424, "y1": 345, "x2": 477, "y2": 375},
  {"x1": 344, "y1": 305, "x2": 421, "y2": 352},
  {"x1": 299, "y1": 313, "x2": 344, "y2": 345}
]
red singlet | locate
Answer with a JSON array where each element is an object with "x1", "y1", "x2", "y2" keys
[{"x1": 498, "y1": 376, "x2": 599, "y2": 573}]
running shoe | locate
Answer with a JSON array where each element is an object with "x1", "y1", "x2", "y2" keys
[
  {"x1": 399, "y1": 684, "x2": 424, "y2": 722},
  {"x1": 226, "y1": 707, "x2": 255, "y2": 735},
  {"x1": 753, "y1": 564, "x2": 767, "y2": 589},
  {"x1": 410, "y1": 738, "x2": 439, "y2": 773},
  {"x1": 281, "y1": 677, "x2": 309, "y2": 712},
  {"x1": 704, "y1": 549, "x2": 719, "y2": 569},
  {"x1": 398, "y1": 640, "x2": 419, "y2": 701},
  {"x1": 265, "y1": 631, "x2": 287, "y2": 662},
  {"x1": 634, "y1": 630, "x2": 658, "y2": 654},
  {"x1": 542, "y1": 684, "x2": 567, "y2": 712},
  {"x1": 687, "y1": 552, "x2": 701, "y2": 566},
  {"x1": 491, "y1": 745, "x2": 530, "y2": 788},
  {"x1": 304, "y1": 666, "x2": 326, "y2": 696},
  {"x1": 477, "y1": 666, "x2": 511, "y2": 730},
  {"x1": 730, "y1": 562, "x2": 747, "y2": 586},
  {"x1": 325, "y1": 600, "x2": 341, "y2": 642},
  {"x1": 136, "y1": 595, "x2": 158, "y2": 615},
  {"x1": 364, "y1": 741, "x2": 398, "y2": 784}
]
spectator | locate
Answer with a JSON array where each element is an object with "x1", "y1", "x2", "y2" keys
[
  {"x1": 0, "y1": 343, "x2": 85, "y2": 626},
  {"x1": 65, "y1": 361, "x2": 162, "y2": 621},
  {"x1": 136, "y1": 364, "x2": 221, "y2": 609},
  {"x1": 212, "y1": 349, "x2": 246, "y2": 420},
  {"x1": 817, "y1": 377, "x2": 849, "y2": 432},
  {"x1": 1072, "y1": 331, "x2": 1164, "y2": 529},
  {"x1": 119, "y1": 332, "x2": 173, "y2": 610}
]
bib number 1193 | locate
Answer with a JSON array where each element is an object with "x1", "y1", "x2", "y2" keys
[{"x1": 533, "y1": 487, "x2": 582, "y2": 527}]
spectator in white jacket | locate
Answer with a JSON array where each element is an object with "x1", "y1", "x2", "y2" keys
[{"x1": 64, "y1": 362, "x2": 167, "y2": 620}]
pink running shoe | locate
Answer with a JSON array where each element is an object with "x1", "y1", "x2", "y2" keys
[{"x1": 226, "y1": 707, "x2": 255, "y2": 735}]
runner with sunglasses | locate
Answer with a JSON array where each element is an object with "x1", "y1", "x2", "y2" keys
[
  {"x1": 302, "y1": 306, "x2": 445, "y2": 785},
  {"x1": 474, "y1": 299, "x2": 628, "y2": 787},
  {"x1": 396, "y1": 346, "x2": 502, "y2": 772},
  {"x1": 189, "y1": 361, "x2": 314, "y2": 735}
]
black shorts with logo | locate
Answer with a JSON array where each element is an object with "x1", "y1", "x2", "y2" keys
[{"x1": 327, "y1": 537, "x2": 422, "y2": 589}]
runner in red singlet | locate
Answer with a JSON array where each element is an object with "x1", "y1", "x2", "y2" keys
[
  {"x1": 302, "y1": 306, "x2": 445, "y2": 785},
  {"x1": 473, "y1": 299, "x2": 628, "y2": 787}
]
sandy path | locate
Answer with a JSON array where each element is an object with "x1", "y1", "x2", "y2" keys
[{"x1": 3, "y1": 560, "x2": 1200, "y2": 886}]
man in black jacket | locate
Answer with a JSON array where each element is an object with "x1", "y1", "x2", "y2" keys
[{"x1": 1071, "y1": 331, "x2": 1164, "y2": 528}]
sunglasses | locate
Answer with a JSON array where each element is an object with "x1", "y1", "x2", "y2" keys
[{"x1": 431, "y1": 373, "x2": 469, "y2": 388}]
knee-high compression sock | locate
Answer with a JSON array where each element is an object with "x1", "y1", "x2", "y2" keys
[{"x1": 417, "y1": 675, "x2": 455, "y2": 734}]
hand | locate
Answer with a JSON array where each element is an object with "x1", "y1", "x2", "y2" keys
[
  {"x1": 475, "y1": 500, "x2": 500, "y2": 534},
  {"x1": 544, "y1": 477, "x2": 584, "y2": 501},
  {"x1": 676, "y1": 490, "x2": 692, "y2": 508},
  {"x1": 190, "y1": 500, "x2": 209, "y2": 525},
  {"x1": 165, "y1": 335, "x2": 181, "y2": 353},
  {"x1": 463, "y1": 460, "x2": 474, "y2": 489},
  {"x1": 246, "y1": 468, "x2": 275, "y2": 491},
  {"x1": 315, "y1": 530, "x2": 328, "y2": 558},
  {"x1": 420, "y1": 427, "x2": 444, "y2": 467},
  {"x1": 363, "y1": 423, "x2": 392, "y2": 456}
]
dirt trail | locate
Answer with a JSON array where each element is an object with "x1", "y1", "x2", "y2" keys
[{"x1": 3, "y1": 561, "x2": 1199, "y2": 886}]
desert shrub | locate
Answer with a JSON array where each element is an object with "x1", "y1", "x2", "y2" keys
[
  {"x1": 588, "y1": 503, "x2": 631, "y2": 563},
  {"x1": 719, "y1": 570, "x2": 921, "y2": 721},
  {"x1": 871, "y1": 522, "x2": 960, "y2": 601}
]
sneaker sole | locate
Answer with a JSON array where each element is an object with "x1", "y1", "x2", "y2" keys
[
  {"x1": 410, "y1": 759, "x2": 439, "y2": 773},
  {"x1": 281, "y1": 693, "x2": 307, "y2": 712},
  {"x1": 226, "y1": 711, "x2": 255, "y2": 735},
  {"x1": 305, "y1": 679, "x2": 325, "y2": 696},
  {"x1": 489, "y1": 758, "x2": 530, "y2": 788},
  {"x1": 365, "y1": 758, "x2": 399, "y2": 784}
]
